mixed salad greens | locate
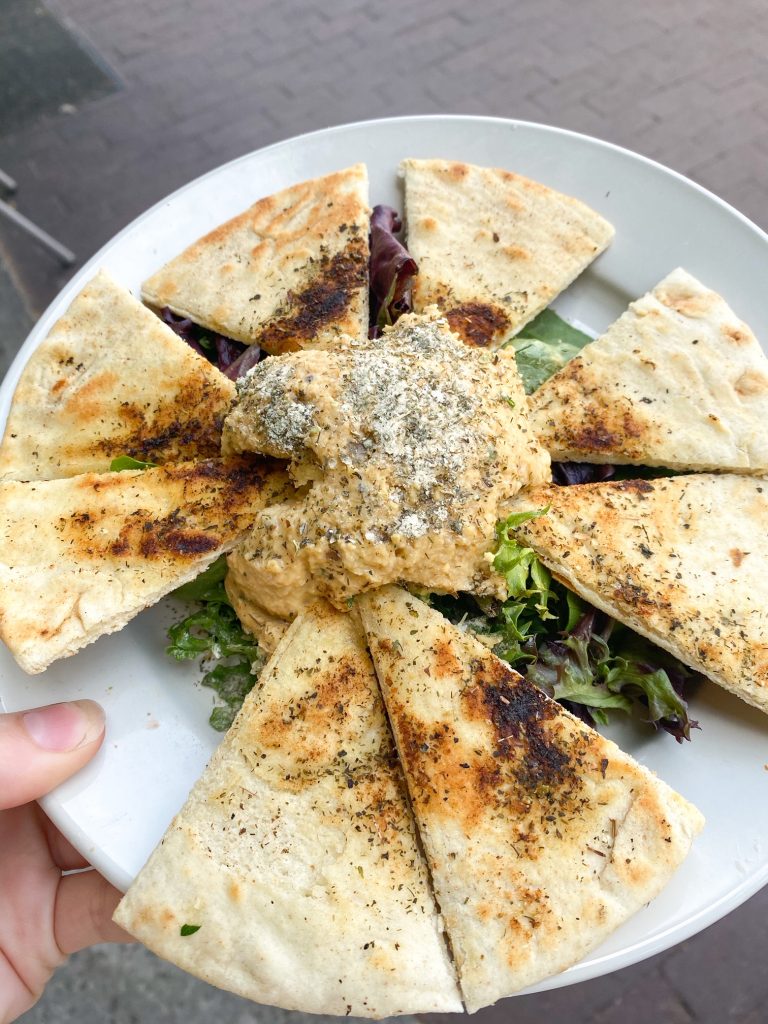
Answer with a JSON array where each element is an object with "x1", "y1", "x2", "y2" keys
[
  {"x1": 432, "y1": 510, "x2": 696, "y2": 742},
  {"x1": 160, "y1": 205, "x2": 698, "y2": 739},
  {"x1": 166, "y1": 557, "x2": 266, "y2": 731}
]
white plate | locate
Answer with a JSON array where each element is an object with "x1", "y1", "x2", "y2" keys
[{"x1": 2, "y1": 116, "x2": 767, "y2": 996}]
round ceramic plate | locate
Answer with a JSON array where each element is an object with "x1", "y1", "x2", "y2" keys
[{"x1": 1, "y1": 116, "x2": 767, "y2": 995}]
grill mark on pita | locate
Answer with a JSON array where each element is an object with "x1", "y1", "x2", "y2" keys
[
  {"x1": 723, "y1": 324, "x2": 752, "y2": 346},
  {"x1": 59, "y1": 457, "x2": 272, "y2": 562},
  {"x1": 254, "y1": 240, "x2": 368, "y2": 355},
  {"x1": 734, "y1": 369, "x2": 768, "y2": 397},
  {"x1": 445, "y1": 302, "x2": 510, "y2": 348},
  {"x1": 432, "y1": 638, "x2": 462, "y2": 678},
  {"x1": 238, "y1": 638, "x2": 405, "y2": 805},
  {"x1": 462, "y1": 659, "x2": 578, "y2": 796},
  {"x1": 167, "y1": 455, "x2": 276, "y2": 493},
  {"x1": 105, "y1": 510, "x2": 222, "y2": 559},
  {"x1": 556, "y1": 405, "x2": 649, "y2": 456},
  {"x1": 656, "y1": 284, "x2": 716, "y2": 318},
  {"x1": 84, "y1": 376, "x2": 231, "y2": 464}
]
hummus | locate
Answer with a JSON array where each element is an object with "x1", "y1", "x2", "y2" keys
[{"x1": 223, "y1": 309, "x2": 551, "y2": 648}]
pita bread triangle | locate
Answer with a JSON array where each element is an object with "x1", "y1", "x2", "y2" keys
[
  {"x1": 507, "y1": 474, "x2": 768, "y2": 715},
  {"x1": 401, "y1": 158, "x2": 614, "y2": 348},
  {"x1": 0, "y1": 456, "x2": 288, "y2": 674},
  {"x1": 0, "y1": 270, "x2": 235, "y2": 482},
  {"x1": 142, "y1": 164, "x2": 370, "y2": 354},
  {"x1": 358, "y1": 585, "x2": 703, "y2": 1010},
  {"x1": 530, "y1": 268, "x2": 768, "y2": 472},
  {"x1": 114, "y1": 601, "x2": 463, "y2": 1017}
]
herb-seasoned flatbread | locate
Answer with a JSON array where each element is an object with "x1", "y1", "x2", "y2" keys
[
  {"x1": 114, "y1": 602, "x2": 462, "y2": 1017},
  {"x1": 530, "y1": 269, "x2": 768, "y2": 471},
  {"x1": 401, "y1": 159, "x2": 613, "y2": 348},
  {"x1": 359, "y1": 585, "x2": 703, "y2": 1010},
  {"x1": 508, "y1": 474, "x2": 768, "y2": 714},
  {"x1": 142, "y1": 165, "x2": 370, "y2": 354},
  {"x1": 0, "y1": 270, "x2": 235, "y2": 482},
  {"x1": 0, "y1": 458, "x2": 287, "y2": 674}
]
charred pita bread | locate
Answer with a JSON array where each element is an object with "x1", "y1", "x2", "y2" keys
[
  {"x1": 0, "y1": 270, "x2": 235, "y2": 482},
  {"x1": 401, "y1": 158, "x2": 614, "y2": 348},
  {"x1": 530, "y1": 269, "x2": 768, "y2": 472},
  {"x1": 0, "y1": 457, "x2": 287, "y2": 674},
  {"x1": 359, "y1": 585, "x2": 703, "y2": 1010},
  {"x1": 508, "y1": 474, "x2": 768, "y2": 715},
  {"x1": 114, "y1": 602, "x2": 462, "y2": 1017},
  {"x1": 142, "y1": 165, "x2": 370, "y2": 354}
]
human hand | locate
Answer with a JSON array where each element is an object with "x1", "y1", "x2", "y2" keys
[{"x1": 0, "y1": 701, "x2": 133, "y2": 1023}]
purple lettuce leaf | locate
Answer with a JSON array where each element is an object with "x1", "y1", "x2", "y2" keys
[
  {"x1": 160, "y1": 307, "x2": 257, "y2": 378},
  {"x1": 369, "y1": 205, "x2": 418, "y2": 334},
  {"x1": 161, "y1": 307, "x2": 207, "y2": 358},
  {"x1": 552, "y1": 462, "x2": 616, "y2": 486},
  {"x1": 224, "y1": 344, "x2": 263, "y2": 380}
]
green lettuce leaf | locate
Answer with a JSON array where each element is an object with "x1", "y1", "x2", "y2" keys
[
  {"x1": 109, "y1": 455, "x2": 158, "y2": 471},
  {"x1": 167, "y1": 563, "x2": 265, "y2": 732},
  {"x1": 507, "y1": 308, "x2": 592, "y2": 393},
  {"x1": 171, "y1": 555, "x2": 229, "y2": 603}
]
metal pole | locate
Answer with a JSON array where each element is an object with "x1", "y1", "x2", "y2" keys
[
  {"x1": 0, "y1": 170, "x2": 17, "y2": 194},
  {"x1": 0, "y1": 199, "x2": 75, "y2": 266}
]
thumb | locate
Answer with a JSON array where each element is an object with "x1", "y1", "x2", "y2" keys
[{"x1": 0, "y1": 701, "x2": 105, "y2": 809}]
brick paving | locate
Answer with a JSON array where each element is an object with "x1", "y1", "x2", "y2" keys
[
  {"x1": 4, "y1": 0, "x2": 768, "y2": 1021},
  {"x1": 1, "y1": 0, "x2": 767, "y2": 358}
]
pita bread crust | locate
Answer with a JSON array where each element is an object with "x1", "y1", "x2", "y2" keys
[
  {"x1": 509, "y1": 475, "x2": 768, "y2": 715},
  {"x1": 401, "y1": 159, "x2": 614, "y2": 348},
  {"x1": 0, "y1": 458, "x2": 287, "y2": 674},
  {"x1": 142, "y1": 165, "x2": 370, "y2": 353},
  {"x1": 530, "y1": 268, "x2": 768, "y2": 472},
  {"x1": 0, "y1": 270, "x2": 235, "y2": 482},
  {"x1": 359, "y1": 586, "x2": 703, "y2": 1010},
  {"x1": 114, "y1": 603, "x2": 463, "y2": 1017}
]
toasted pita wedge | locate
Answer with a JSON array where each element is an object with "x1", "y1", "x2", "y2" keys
[
  {"x1": 530, "y1": 269, "x2": 768, "y2": 472},
  {"x1": 508, "y1": 474, "x2": 768, "y2": 715},
  {"x1": 142, "y1": 165, "x2": 370, "y2": 354},
  {"x1": 0, "y1": 457, "x2": 287, "y2": 674},
  {"x1": 401, "y1": 159, "x2": 613, "y2": 348},
  {"x1": 0, "y1": 270, "x2": 235, "y2": 482},
  {"x1": 114, "y1": 602, "x2": 462, "y2": 1016},
  {"x1": 359, "y1": 585, "x2": 703, "y2": 1010}
]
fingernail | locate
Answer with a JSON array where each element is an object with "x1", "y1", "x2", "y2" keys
[{"x1": 22, "y1": 700, "x2": 105, "y2": 752}]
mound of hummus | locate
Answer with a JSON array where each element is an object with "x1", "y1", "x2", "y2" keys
[{"x1": 223, "y1": 309, "x2": 550, "y2": 648}]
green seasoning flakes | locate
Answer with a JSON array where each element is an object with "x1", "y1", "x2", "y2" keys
[{"x1": 180, "y1": 924, "x2": 201, "y2": 936}]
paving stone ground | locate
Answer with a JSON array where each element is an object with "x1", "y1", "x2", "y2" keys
[{"x1": 4, "y1": 0, "x2": 768, "y2": 1021}]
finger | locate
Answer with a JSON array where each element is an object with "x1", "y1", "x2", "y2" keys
[
  {"x1": 39, "y1": 810, "x2": 90, "y2": 871},
  {"x1": 53, "y1": 870, "x2": 134, "y2": 955},
  {"x1": 0, "y1": 702, "x2": 105, "y2": 809}
]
